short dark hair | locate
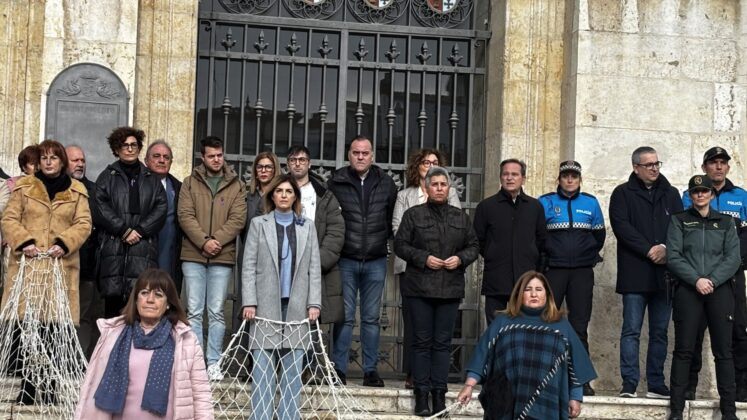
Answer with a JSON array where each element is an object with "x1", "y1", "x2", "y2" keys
[
  {"x1": 287, "y1": 145, "x2": 311, "y2": 160},
  {"x1": 38, "y1": 140, "x2": 69, "y2": 174},
  {"x1": 107, "y1": 126, "x2": 145, "y2": 157},
  {"x1": 348, "y1": 135, "x2": 373, "y2": 150},
  {"x1": 17, "y1": 145, "x2": 40, "y2": 172},
  {"x1": 200, "y1": 136, "x2": 224, "y2": 154},
  {"x1": 122, "y1": 269, "x2": 188, "y2": 326},
  {"x1": 405, "y1": 148, "x2": 448, "y2": 187},
  {"x1": 500, "y1": 158, "x2": 527, "y2": 177},
  {"x1": 262, "y1": 173, "x2": 302, "y2": 216},
  {"x1": 632, "y1": 146, "x2": 657, "y2": 164}
]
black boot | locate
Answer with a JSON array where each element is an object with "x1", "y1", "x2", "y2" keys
[
  {"x1": 736, "y1": 371, "x2": 747, "y2": 402},
  {"x1": 431, "y1": 389, "x2": 447, "y2": 416},
  {"x1": 413, "y1": 389, "x2": 431, "y2": 416}
]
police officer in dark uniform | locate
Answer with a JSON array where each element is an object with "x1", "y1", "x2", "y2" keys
[
  {"x1": 681, "y1": 146, "x2": 747, "y2": 401},
  {"x1": 667, "y1": 174, "x2": 741, "y2": 420},
  {"x1": 538, "y1": 160, "x2": 605, "y2": 396}
]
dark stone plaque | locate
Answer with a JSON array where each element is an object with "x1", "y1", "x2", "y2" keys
[{"x1": 46, "y1": 63, "x2": 129, "y2": 180}]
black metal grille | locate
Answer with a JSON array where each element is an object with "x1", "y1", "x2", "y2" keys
[{"x1": 194, "y1": 0, "x2": 490, "y2": 379}]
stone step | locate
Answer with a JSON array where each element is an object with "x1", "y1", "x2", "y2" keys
[{"x1": 211, "y1": 380, "x2": 747, "y2": 419}]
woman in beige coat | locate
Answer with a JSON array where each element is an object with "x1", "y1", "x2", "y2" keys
[{"x1": 1, "y1": 139, "x2": 92, "y2": 405}]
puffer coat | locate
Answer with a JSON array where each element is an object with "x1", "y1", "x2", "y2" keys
[
  {"x1": 1, "y1": 175, "x2": 92, "y2": 323},
  {"x1": 94, "y1": 161, "x2": 167, "y2": 298},
  {"x1": 74, "y1": 316, "x2": 213, "y2": 419}
]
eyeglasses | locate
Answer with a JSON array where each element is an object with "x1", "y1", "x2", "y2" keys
[
  {"x1": 420, "y1": 159, "x2": 439, "y2": 167},
  {"x1": 256, "y1": 164, "x2": 274, "y2": 172},
  {"x1": 636, "y1": 161, "x2": 663, "y2": 170},
  {"x1": 288, "y1": 157, "x2": 309, "y2": 165},
  {"x1": 121, "y1": 142, "x2": 140, "y2": 151}
]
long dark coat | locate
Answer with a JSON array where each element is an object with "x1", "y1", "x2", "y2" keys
[
  {"x1": 609, "y1": 173, "x2": 683, "y2": 293},
  {"x1": 93, "y1": 161, "x2": 167, "y2": 298}
]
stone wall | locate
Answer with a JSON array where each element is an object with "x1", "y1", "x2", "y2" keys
[
  {"x1": 0, "y1": 0, "x2": 197, "y2": 181},
  {"x1": 567, "y1": 0, "x2": 747, "y2": 395},
  {"x1": 0, "y1": 1, "x2": 46, "y2": 175}
]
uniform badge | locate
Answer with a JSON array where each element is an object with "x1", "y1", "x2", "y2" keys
[
  {"x1": 554, "y1": 206, "x2": 561, "y2": 215},
  {"x1": 694, "y1": 176, "x2": 703, "y2": 185}
]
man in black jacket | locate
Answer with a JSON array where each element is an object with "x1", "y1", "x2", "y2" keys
[
  {"x1": 144, "y1": 140, "x2": 183, "y2": 293},
  {"x1": 66, "y1": 145, "x2": 100, "y2": 358},
  {"x1": 609, "y1": 146, "x2": 683, "y2": 400},
  {"x1": 473, "y1": 158, "x2": 547, "y2": 324},
  {"x1": 327, "y1": 135, "x2": 397, "y2": 387}
]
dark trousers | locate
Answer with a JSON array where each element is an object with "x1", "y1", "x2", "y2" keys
[
  {"x1": 687, "y1": 269, "x2": 747, "y2": 393},
  {"x1": 76, "y1": 279, "x2": 103, "y2": 359},
  {"x1": 671, "y1": 282, "x2": 736, "y2": 415},
  {"x1": 546, "y1": 267, "x2": 594, "y2": 353},
  {"x1": 484, "y1": 295, "x2": 509, "y2": 325},
  {"x1": 409, "y1": 297, "x2": 460, "y2": 392},
  {"x1": 401, "y1": 292, "x2": 413, "y2": 375}
]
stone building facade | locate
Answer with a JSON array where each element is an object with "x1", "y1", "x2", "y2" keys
[{"x1": 0, "y1": 0, "x2": 745, "y2": 394}]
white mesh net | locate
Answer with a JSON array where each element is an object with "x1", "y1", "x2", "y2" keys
[
  {"x1": 212, "y1": 317, "x2": 378, "y2": 419},
  {"x1": 0, "y1": 255, "x2": 86, "y2": 419},
  {"x1": 213, "y1": 317, "x2": 473, "y2": 419}
]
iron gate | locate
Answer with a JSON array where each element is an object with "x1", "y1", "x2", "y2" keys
[{"x1": 194, "y1": 0, "x2": 490, "y2": 379}]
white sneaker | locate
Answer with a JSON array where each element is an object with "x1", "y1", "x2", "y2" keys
[{"x1": 207, "y1": 364, "x2": 224, "y2": 382}]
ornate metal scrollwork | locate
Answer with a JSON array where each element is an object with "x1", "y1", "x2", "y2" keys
[
  {"x1": 219, "y1": 0, "x2": 276, "y2": 14},
  {"x1": 348, "y1": 0, "x2": 407, "y2": 24},
  {"x1": 56, "y1": 71, "x2": 122, "y2": 99},
  {"x1": 412, "y1": 0, "x2": 473, "y2": 28},
  {"x1": 284, "y1": 0, "x2": 343, "y2": 19}
]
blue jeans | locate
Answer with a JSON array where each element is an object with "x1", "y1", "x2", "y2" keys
[
  {"x1": 182, "y1": 262, "x2": 233, "y2": 365},
  {"x1": 620, "y1": 291, "x2": 671, "y2": 389},
  {"x1": 250, "y1": 348, "x2": 304, "y2": 420},
  {"x1": 332, "y1": 257, "x2": 387, "y2": 374}
]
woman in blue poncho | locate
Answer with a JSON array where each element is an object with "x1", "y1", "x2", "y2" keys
[{"x1": 457, "y1": 271, "x2": 597, "y2": 419}]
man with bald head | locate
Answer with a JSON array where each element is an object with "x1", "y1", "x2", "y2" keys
[{"x1": 65, "y1": 145, "x2": 101, "y2": 358}]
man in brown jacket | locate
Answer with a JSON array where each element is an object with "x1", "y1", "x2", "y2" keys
[{"x1": 178, "y1": 136, "x2": 246, "y2": 381}]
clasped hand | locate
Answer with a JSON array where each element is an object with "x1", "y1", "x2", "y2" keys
[
  {"x1": 22, "y1": 244, "x2": 63, "y2": 258},
  {"x1": 426, "y1": 255, "x2": 461, "y2": 270}
]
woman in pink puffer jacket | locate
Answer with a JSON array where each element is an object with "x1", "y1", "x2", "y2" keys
[{"x1": 75, "y1": 269, "x2": 213, "y2": 419}]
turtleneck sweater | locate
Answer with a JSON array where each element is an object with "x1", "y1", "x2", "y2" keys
[
  {"x1": 274, "y1": 209, "x2": 295, "y2": 299},
  {"x1": 35, "y1": 170, "x2": 71, "y2": 201}
]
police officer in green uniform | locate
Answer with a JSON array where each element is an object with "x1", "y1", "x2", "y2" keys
[{"x1": 666, "y1": 175, "x2": 741, "y2": 420}]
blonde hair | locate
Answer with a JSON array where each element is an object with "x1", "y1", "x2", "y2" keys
[
  {"x1": 248, "y1": 151, "x2": 280, "y2": 194},
  {"x1": 503, "y1": 270, "x2": 564, "y2": 323}
]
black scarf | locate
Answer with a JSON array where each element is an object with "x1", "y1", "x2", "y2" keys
[
  {"x1": 35, "y1": 171, "x2": 71, "y2": 201},
  {"x1": 119, "y1": 160, "x2": 141, "y2": 214}
]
